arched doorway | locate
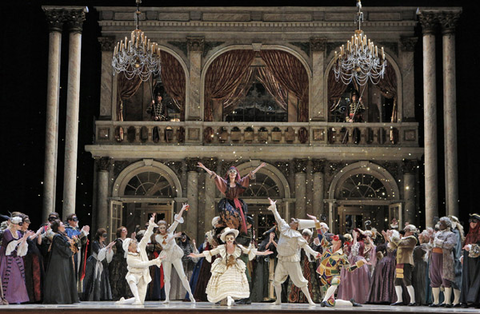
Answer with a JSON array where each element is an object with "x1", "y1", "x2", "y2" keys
[
  {"x1": 110, "y1": 160, "x2": 183, "y2": 239},
  {"x1": 327, "y1": 161, "x2": 401, "y2": 234}
]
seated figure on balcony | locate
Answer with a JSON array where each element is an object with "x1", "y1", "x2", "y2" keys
[
  {"x1": 146, "y1": 93, "x2": 169, "y2": 121},
  {"x1": 197, "y1": 162, "x2": 266, "y2": 236},
  {"x1": 346, "y1": 91, "x2": 365, "y2": 123}
]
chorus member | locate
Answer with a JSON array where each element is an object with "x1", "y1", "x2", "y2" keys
[
  {"x1": 388, "y1": 224, "x2": 418, "y2": 306},
  {"x1": 43, "y1": 220, "x2": 79, "y2": 304},
  {"x1": 460, "y1": 213, "x2": 480, "y2": 307},
  {"x1": 0, "y1": 216, "x2": 30, "y2": 304},
  {"x1": 307, "y1": 215, "x2": 366, "y2": 308},
  {"x1": 83, "y1": 228, "x2": 115, "y2": 301},
  {"x1": 109, "y1": 226, "x2": 133, "y2": 300},
  {"x1": 64, "y1": 213, "x2": 90, "y2": 293}
]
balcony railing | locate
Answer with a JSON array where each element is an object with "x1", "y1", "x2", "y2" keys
[{"x1": 93, "y1": 121, "x2": 419, "y2": 147}]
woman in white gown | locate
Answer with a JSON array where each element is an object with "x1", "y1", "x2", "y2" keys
[
  {"x1": 189, "y1": 227, "x2": 272, "y2": 306},
  {"x1": 155, "y1": 204, "x2": 195, "y2": 303}
]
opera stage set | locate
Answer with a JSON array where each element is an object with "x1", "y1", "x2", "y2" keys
[
  {"x1": 0, "y1": 301, "x2": 479, "y2": 314},
  {"x1": 4, "y1": 0, "x2": 480, "y2": 313}
]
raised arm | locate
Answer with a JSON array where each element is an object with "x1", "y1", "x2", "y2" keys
[{"x1": 197, "y1": 162, "x2": 216, "y2": 177}]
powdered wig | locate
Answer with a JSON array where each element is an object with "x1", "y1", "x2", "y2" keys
[{"x1": 439, "y1": 216, "x2": 453, "y2": 229}]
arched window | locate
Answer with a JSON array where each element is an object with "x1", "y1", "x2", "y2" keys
[
  {"x1": 243, "y1": 172, "x2": 281, "y2": 198},
  {"x1": 124, "y1": 171, "x2": 174, "y2": 197},
  {"x1": 338, "y1": 173, "x2": 390, "y2": 200}
]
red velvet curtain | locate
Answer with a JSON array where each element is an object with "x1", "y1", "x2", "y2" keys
[
  {"x1": 204, "y1": 50, "x2": 256, "y2": 121},
  {"x1": 160, "y1": 51, "x2": 186, "y2": 120},
  {"x1": 259, "y1": 50, "x2": 309, "y2": 122}
]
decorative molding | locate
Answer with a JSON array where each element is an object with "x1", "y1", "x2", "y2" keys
[
  {"x1": 312, "y1": 159, "x2": 326, "y2": 173},
  {"x1": 290, "y1": 42, "x2": 310, "y2": 58},
  {"x1": 185, "y1": 157, "x2": 201, "y2": 172},
  {"x1": 113, "y1": 160, "x2": 131, "y2": 177},
  {"x1": 310, "y1": 37, "x2": 327, "y2": 52},
  {"x1": 98, "y1": 36, "x2": 115, "y2": 52},
  {"x1": 293, "y1": 158, "x2": 308, "y2": 173},
  {"x1": 187, "y1": 36, "x2": 205, "y2": 53},
  {"x1": 400, "y1": 36, "x2": 418, "y2": 52},
  {"x1": 96, "y1": 157, "x2": 112, "y2": 172},
  {"x1": 402, "y1": 159, "x2": 418, "y2": 174}
]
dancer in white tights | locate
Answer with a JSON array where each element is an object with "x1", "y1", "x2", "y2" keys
[{"x1": 155, "y1": 204, "x2": 196, "y2": 303}]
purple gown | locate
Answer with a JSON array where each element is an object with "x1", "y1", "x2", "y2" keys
[
  {"x1": 337, "y1": 241, "x2": 372, "y2": 303},
  {"x1": 367, "y1": 242, "x2": 397, "y2": 304},
  {"x1": 0, "y1": 229, "x2": 29, "y2": 304}
]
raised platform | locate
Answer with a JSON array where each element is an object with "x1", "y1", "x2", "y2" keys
[{"x1": 0, "y1": 301, "x2": 478, "y2": 314}]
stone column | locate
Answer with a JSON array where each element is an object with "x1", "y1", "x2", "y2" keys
[
  {"x1": 440, "y1": 11, "x2": 461, "y2": 218},
  {"x1": 402, "y1": 160, "x2": 417, "y2": 225},
  {"x1": 96, "y1": 157, "x2": 111, "y2": 233},
  {"x1": 312, "y1": 159, "x2": 326, "y2": 219},
  {"x1": 42, "y1": 7, "x2": 66, "y2": 221},
  {"x1": 187, "y1": 37, "x2": 204, "y2": 121},
  {"x1": 294, "y1": 158, "x2": 308, "y2": 219},
  {"x1": 186, "y1": 158, "x2": 200, "y2": 241},
  {"x1": 98, "y1": 36, "x2": 115, "y2": 119},
  {"x1": 310, "y1": 37, "x2": 327, "y2": 121},
  {"x1": 202, "y1": 158, "x2": 218, "y2": 236},
  {"x1": 400, "y1": 36, "x2": 418, "y2": 122},
  {"x1": 418, "y1": 11, "x2": 439, "y2": 228},
  {"x1": 62, "y1": 7, "x2": 88, "y2": 219}
]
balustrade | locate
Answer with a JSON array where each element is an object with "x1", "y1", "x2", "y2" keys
[{"x1": 95, "y1": 121, "x2": 418, "y2": 147}]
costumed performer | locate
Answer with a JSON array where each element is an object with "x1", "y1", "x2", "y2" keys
[
  {"x1": 197, "y1": 161, "x2": 266, "y2": 235},
  {"x1": 116, "y1": 213, "x2": 163, "y2": 305},
  {"x1": 267, "y1": 198, "x2": 321, "y2": 306},
  {"x1": 306, "y1": 214, "x2": 366, "y2": 308},
  {"x1": 155, "y1": 204, "x2": 196, "y2": 303},
  {"x1": 188, "y1": 227, "x2": 272, "y2": 306}
]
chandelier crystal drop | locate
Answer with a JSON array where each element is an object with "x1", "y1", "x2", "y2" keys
[
  {"x1": 333, "y1": 0, "x2": 387, "y2": 86},
  {"x1": 112, "y1": 0, "x2": 161, "y2": 82}
]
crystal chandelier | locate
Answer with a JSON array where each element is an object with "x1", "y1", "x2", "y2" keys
[
  {"x1": 112, "y1": 0, "x2": 161, "y2": 81},
  {"x1": 333, "y1": 0, "x2": 387, "y2": 86}
]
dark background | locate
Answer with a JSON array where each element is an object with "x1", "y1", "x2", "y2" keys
[{"x1": 1, "y1": 1, "x2": 479, "y2": 231}]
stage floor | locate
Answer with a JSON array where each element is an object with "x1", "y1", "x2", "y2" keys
[{"x1": 0, "y1": 301, "x2": 479, "y2": 314}]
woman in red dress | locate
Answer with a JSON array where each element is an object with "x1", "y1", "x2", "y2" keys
[{"x1": 197, "y1": 162, "x2": 266, "y2": 236}]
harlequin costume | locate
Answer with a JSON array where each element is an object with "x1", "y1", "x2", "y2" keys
[{"x1": 315, "y1": 226, "x2": 366, "y2": 307}]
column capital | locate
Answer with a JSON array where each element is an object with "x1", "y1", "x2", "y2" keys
[
  {"x1": 98, "y1": 36, "x2": 116, "y2": 52},
  {"x1": 187, "y1": 36, "x2": 205, "y2": 53},
  {"x1": 402, "y1": 159, "x2": 418, "y2": 174},
  {"x1": 95, "y1": 157, "x2": 112, "y2": 172},
  {"x1": 310, "y1": 37, "x2": 327, "y2": 52},
  {"x1": 293, "y1": 158, "x2": 308, "y2": 173},
  {"x1": 186, "y1": 157, "x2": 201, "y2": 172},
  {"x1": 201, "y1": 157, "x2": 218, "y2": 172},
  {"x1": 312, "y1": 159, "x2": 326, "y2": 173},
  {"x1": 65, "y1": 7, "x2": 88, "y2": 34},
  {"x1": 417, "y1": 11, "x2": 440, "y2": 35},
  {"x1": 400, "y1": 36, "x2": 418, "y2": 52},
  {"x1": 42, "y1": 7, "x2": 68, "y2": 32},
  {"x1": 438, "y1": 11, "x2": 461, "y2": 35}
]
